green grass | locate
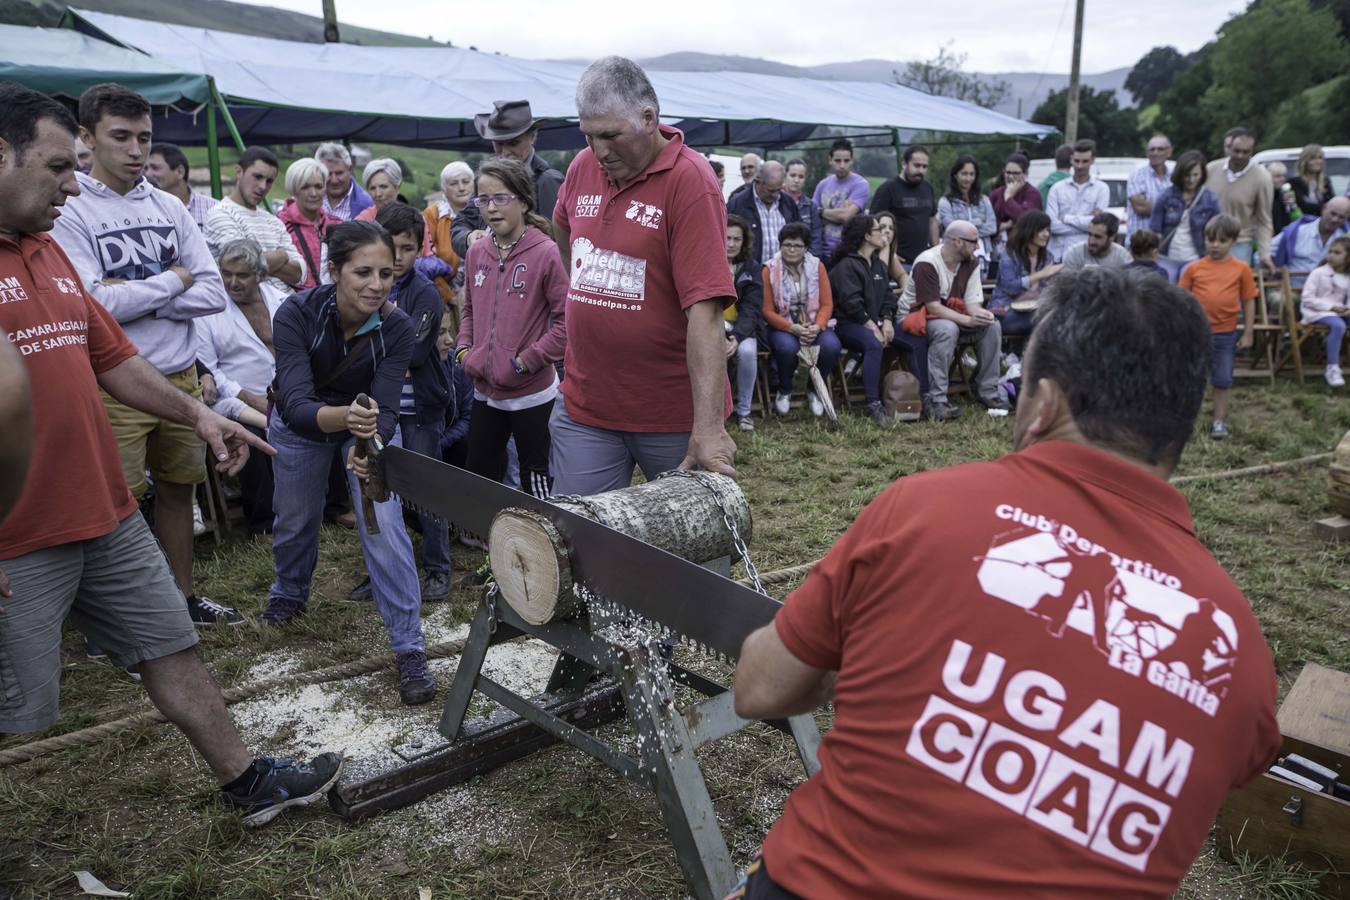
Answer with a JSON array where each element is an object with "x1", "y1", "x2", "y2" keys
[{"x1": 1, "y1": 379, "x2": 1346, "y2": 898}]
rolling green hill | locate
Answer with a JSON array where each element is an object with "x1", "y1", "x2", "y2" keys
[{"x1": 4, "y1": 0, "x2": 444, "y2": 46}]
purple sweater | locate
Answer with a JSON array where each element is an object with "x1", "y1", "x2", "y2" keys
[{"x1": 456, "y1": 227, "x2": 567, "y2": 400}]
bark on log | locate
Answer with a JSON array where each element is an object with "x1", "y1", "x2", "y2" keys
[
  {"x1": 489, "y1": 473, "x2": 752, "y2": 625},
  {"x1": 552, "y1": 472, "x2": 750, "y2": 564}
]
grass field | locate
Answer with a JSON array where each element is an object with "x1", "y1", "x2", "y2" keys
[{"x1": 1, "y1": 380, "x2": 1346, "y2": 899}]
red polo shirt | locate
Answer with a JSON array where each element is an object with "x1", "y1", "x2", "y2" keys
[
  {"x1": 764, "y1": 440, "x2": 1279, "y2": 898},
  {"x1": 0, "y1": 232, "x2": 138, "y2": 559},
  {"x1": 553, "y1": 125, "x2": 733, "y2": 432}
]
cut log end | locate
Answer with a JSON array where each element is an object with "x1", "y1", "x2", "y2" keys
[{"x1": 489, "y1": 508, "x2": 575, "y2": 625}]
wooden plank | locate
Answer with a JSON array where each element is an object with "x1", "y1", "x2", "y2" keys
[{"x1": 1279, "y1": 664, "x2": 1350, "y2": 756}]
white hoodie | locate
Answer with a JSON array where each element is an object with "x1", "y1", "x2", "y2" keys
[{"x1": 51, "y1": 171, "x2": 227, "y2": 374}]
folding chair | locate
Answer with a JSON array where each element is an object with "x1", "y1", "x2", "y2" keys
[
  {"x1": 754, "y1": 350, "x2": 773, "y2": 418},
  {"x1": 195, "y1": 453, "x2": 232, "y2": 545},
  {"x1": 1272, "y1": 270, "x2": 1325, "y2": 385},
  {"x1": 1245, "y1": 268, "x2": 1281, "y2": 384}
]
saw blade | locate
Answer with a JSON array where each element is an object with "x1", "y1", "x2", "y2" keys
[{"x1": 380, "y1": 446, "x2": 781, "y2": 659}]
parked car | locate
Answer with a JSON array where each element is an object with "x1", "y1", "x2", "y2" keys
[
  {"x1": 1026, "y1": 156, "x2": 1150, "y2": 230},
  {"x1": 1254, "y1": 146, "x2": 1350, "y2": 198}
]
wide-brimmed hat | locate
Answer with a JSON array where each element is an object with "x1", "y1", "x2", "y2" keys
[{"x1": 474, "y1": 100, "x2": 540, "y2": 142}]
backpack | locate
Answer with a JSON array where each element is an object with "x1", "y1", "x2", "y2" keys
[{"x1": 883, "y1": 369, "x2": 922, "y2": 422}]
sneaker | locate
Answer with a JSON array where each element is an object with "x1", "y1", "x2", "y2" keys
[
  {"x1": 222, "y1": 753, "x2": 345, "y2": 828},
  {"x1": 455, "y1": 561, "x2": 493, "y2": 589},
  {"x1": 252, "y1": 532, "x2": 273, "y2": 547},
  {"x1": 808, "y1": 391, "x2": 824, "y2": 417},
  {"x1": 1326, "y1": 365, "x2": 1345, "y2": 388},
  {"x1": 332, "y1": 510, "x2": 357, "y2": 529},
  {"x1": 773, "y1": 393, "x2": 790, "y2": 415},
  {"x1": 458, "y1": 531, "x2": 488, "y2": 551},
  {"x1": 421, "y1": 571, "x2": 450, "y2": 602},
  {"x1": 348, "y1": 577, "x2": 373, "y2": 602},
  {"x1": 865, "y1": 401, "x2": 891, "y2": 426},
  {"x1": 979, "y1": 394, "x2": 1012, "y2": 412},
  {"x1": 1210, "y1": 420, "x2": 1230, "y2": 440},
  {"x1": 736, "y1": 415, "x2": 755, "y2": 432},
  {"x1": 930, "y1": 401, "x2": 963, "y2": 422},
  {"x1": 259, "y1": 595, "x2": 307, "y2": 626},
  {"x1": 396, "y1": 651, "x2": 436, "y2": 705},
  {"x1": 85, "y1": 638, "x2": 107, "y2": 659},
  {"x1": 192, "y1": 502, "x2": 206, "y2": 537},
  {"x1": 189, "y1": 595, "x2": 244, "y2": 626}
]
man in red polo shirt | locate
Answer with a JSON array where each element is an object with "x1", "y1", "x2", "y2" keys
[
  {"x1": 550, "y1": 56, "x2": 736, "y2": 494},
  {"x1": 0, "y1": 81, "x2": 342, "y2": 834},
  {"x1": 732, "y1": 268, "x2": 1280, "y2": 898}
]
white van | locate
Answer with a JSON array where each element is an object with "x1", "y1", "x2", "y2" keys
[
  {"x1": 1026, "y1": 156, "x2": 1151, "y2": 229},
  {"x1": 1253, "y1": 146, "x2": 1350, "y2": 197}
]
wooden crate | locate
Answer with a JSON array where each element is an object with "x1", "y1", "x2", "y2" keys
[{"x1": 1215, "y1": 664, "x2": 1350, "y2": 898}]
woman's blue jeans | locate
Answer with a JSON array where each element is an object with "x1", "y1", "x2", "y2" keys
[{"x1": 267, "y1": 415, "x2": 425, "y2": 654}]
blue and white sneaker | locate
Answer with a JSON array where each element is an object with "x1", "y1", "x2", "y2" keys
[{"x1": 222, "y1": 753, "x2": 345, "y2": 828}]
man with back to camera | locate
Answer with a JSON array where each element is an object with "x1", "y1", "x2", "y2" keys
[
  {"x1": 50, "y1": 82, "x2": 238, "y2": 626},
  {"x1": 731, "y1": 266, "x2": 1279, "y2": 899}
]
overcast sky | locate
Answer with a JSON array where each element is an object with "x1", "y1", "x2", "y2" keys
[{"x1": 233, "y1": 0, "x2": 1247, "y2": 72}]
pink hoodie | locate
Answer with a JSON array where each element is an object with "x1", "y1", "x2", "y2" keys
[
  {"x1": 457, "y1": 226, "x2": 567, "y2": 400},
  {"x1": 276, "y1": 198, "x2": 339, "y2": 289}
]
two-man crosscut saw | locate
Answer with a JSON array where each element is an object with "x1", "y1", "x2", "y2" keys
[{"x1": 380, "y1": 445, "x2": 782, "y2": 658}]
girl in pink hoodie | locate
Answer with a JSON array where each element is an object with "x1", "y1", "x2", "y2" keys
[{"x1": 454, "y1": 158, "x2": 567, "y2": 498}]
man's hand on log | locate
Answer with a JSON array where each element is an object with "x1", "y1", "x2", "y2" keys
[{"x1": 679, "y1": 428, "x2": 737, "y2": 478}]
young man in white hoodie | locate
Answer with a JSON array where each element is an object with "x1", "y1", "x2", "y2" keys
[{"x1": 51, "y1": 82, "x2": 240, "y2": 626}]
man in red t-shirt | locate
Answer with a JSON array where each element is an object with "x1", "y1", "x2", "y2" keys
[
  {"x1": 0, "y1": 81, "x2": 342, "y2": 832},
  {"x1": 731, "y1": 267, "x2": 1280, "y2": 899},
  {"x1": 0, "y1": 334, "x2": 30, "y2": 524},
  {"x1": 550, "y1": 56, "x2": 736, "y2": 495}
]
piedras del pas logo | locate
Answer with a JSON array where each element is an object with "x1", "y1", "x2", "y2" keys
[{"x1": 625, "y1": 200, "x2": 663, "y2": 230}]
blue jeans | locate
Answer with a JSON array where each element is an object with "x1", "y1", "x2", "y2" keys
[
  {"x1": 267, "y1": 415, "x2": 424, "y2": 654},
  {"x1": 399, "y1": 414, "x2": 449, "y2": 578},
  {"x1": 1210, "y1": 330, "x2": 1237, "y2": 389},
  {"x1": 890, "y1": 329, "x2": 930, "y2": 395},
  {"x1": 767, "y1": 327, "x2": 841, "y2": 395},
  {"x1": 1311, "y1": 315, "x2": 1348, "y2": 365},
  {"x1": 996, "y1": 308, "x2": 1036, "y2": 336},
  {"x1": 730, "y1": 336, "x2": 758, "y2": 416},
  {"x1": 834, "y1": 320, "x2": 884, "y2": 404}
]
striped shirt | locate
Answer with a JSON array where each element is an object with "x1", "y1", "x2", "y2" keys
[
  {"x1": 204, "y1": 197, "x2": 305, "y2": 293},
  {"x1": 754, "y1": 193, "x2": 786, "y2": 263}
]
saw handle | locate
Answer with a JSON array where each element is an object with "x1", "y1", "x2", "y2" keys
[{"x1": 352, "y1": 393, "x2": 380, "y2": 535}]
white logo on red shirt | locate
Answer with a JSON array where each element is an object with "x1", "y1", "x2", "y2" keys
[
  {"x1": 625, "y1": 200, "x2": 663, "y2": 230},
  {"x1": 568, "y1": 237, "x2": 646, "y2": 306},
  {"x1": 975, "y1": 505, "x2": 1238, "y2": 718},
  {"x1": 51, "y1": 276, "x2": 80, "y2": 295},
  {"x1": 574, "y1": 194, "x2": 602, "y2": 218},
  {"x1": 0, "y1": 276, "x2": 29, "y2": 305},
  {"x1": 905, "y1": 639, "x2": 1190, "y2": 873}
]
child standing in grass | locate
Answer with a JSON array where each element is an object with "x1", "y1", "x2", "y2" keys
[
  {"x1": 1179, "y1": 214, "x2": 1256, "y2": 439},
  {"x1": 1299, "y1": 235, "x2": 1350, "y2": 387},
  {"x1": 455, "y1": 157, "x2": 567, "y2": 499}
]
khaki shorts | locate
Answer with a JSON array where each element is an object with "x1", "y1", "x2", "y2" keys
[
  {"x1": 101, "y1": 365, "x2": 206, "y2": 497},
  {"x1": 0, "y1": 513, "x2": 198, "y2": 733}
]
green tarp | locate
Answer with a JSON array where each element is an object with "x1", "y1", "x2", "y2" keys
[{"x1": 0, "y1": 24, "x2": 210, "y2": 107}]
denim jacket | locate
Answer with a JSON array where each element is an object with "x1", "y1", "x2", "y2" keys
[{"x1": 1148, "y1": 186, "x2": 1220, "y2": 258}]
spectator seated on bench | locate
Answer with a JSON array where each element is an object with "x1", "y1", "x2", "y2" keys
[
  {"x1": 991, "y1": 210, "x2": 1062, "y2": 337},
  {"x1": 762, "y1": 222, "x2": 840, "y2": 418},
  {"x1": 724, "y1": 213, "x2": 766, "y2": 431}
]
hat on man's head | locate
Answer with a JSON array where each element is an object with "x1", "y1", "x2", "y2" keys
[{"x1": 474, "y1": 100, "x2": 540, "y2": 142}]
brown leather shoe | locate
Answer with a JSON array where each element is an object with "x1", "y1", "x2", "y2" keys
[{"x1": 334, "y1": 511, "x2": 357, "y2": 529}]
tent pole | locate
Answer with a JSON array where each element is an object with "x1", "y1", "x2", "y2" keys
[
  {"x1": 209, "y1": 78, "x2": 246, "y2": 153},
  {"x1": 206, "y1": 88, "x2": 223, "y2": 200},
  {"x1": 891, "y1": 128, "x2": 904, "y2": 170}
]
